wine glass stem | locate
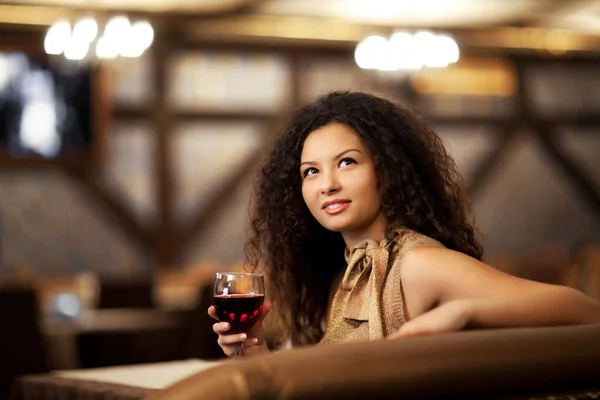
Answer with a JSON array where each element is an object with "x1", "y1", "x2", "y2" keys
[{"x1": 234, "y1": 342, "x2": 243, "y2": 358}]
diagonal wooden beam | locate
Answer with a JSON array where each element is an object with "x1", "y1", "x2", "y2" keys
[
  {"x1": 64, "y1": 167, "x2": 153, "y2": 251},
  {"x1": 466, "y1": 124, "x2": 518, "y2": 199},
  {"x1": 173, "y1": 145, "x2": 265, "y2": 263},
  {"x1": 532, "y1": 126, "x2": 600, "y2": 222},
  {"x1": 511, "y1": 55, "x2": 600, "y2": 222}
]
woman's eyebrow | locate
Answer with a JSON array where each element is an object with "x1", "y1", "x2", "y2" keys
[
  {"x1": 335, "y1": 148, "x2": 363, "y2": 159},
  {"x1": 300, "y1": 148, "x2": 363, "y2": 167}
]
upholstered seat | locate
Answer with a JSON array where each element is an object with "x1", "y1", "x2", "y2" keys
[{"x1": 149, "y1": 324, "x2": 600, "y2": 400}]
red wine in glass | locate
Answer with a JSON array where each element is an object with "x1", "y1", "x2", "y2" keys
[
  {"x1": 213, "y1": 272, "x2": 265, "y2": 358},
  {"x1": 213, "y1": 294, "x2": 264, "y2": 334}
]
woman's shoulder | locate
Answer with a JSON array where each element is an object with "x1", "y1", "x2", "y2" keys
[
  {"x1": 388, "y1": 228, "x2": 453, "y2": 288},
  {"x1": 386, "y1": 228, "x2": 447, "y2": 318},
  {"x1": 387, "y1": 228, "x2": 446, "y2": 285},
  {"x1": 391, "y1": 227, "x2": 445, "y2": 256}
]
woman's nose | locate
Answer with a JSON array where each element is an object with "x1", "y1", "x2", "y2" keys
[{"x1": 320, "y1": 173, "x2": 341, "y2": 195}]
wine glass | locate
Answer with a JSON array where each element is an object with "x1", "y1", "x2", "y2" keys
[{"x1": 213, "y1": 272, "x2": 265, "y2": 358}]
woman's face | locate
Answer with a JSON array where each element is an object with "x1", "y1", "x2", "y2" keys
[{"x1": 300, "y1": 123, "x2": 386, "y2": 239}]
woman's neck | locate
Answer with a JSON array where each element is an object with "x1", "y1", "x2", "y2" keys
[{"x1": 341, "y1": 212, "x2": 388, "y2": 250}]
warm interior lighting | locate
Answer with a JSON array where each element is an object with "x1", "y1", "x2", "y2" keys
[
  {"x1": 44, "y1": 21, "x2": 71, "y2": 55},
  {"x1": 73, "y1": 18, "x2": 98, "y2": 44},
  {"x1": 64, "y1": 37, "x2": 90, "y2": 60},
  {"x1": 44, "y1": 16, "x2": 153, "y2": 60},
  {"x1": 96, "y1": 36, "x2": 118, "y2": 59},
  {"x1": 355, "y1": 31, "x2": 460, "y2": 71},
  {"x1": 131, "y1": 21, "x2": 154, "y2": 50},
  {"x1": 354, "y1": 35, "x2": 388, "y2": 70}
]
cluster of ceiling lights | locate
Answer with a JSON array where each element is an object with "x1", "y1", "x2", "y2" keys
[
  {"x1": 355, "y1": 31, "x2": 460, "y2": 71},
  {"x1": 44, "y1": 16, "x2": 154, "y2": 61}
]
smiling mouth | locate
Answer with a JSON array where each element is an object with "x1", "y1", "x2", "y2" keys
[{"x1": 323, "y1": 201, "x2": 351, "y2": 215}]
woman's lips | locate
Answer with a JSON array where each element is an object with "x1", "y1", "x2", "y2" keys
[{"x1": 323, "y1": 201, "x2": 350, "y2": 215}]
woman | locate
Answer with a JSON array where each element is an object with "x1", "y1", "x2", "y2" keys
[{"x1": 209, "y1": 91, "x2": 600, "y2": 357}]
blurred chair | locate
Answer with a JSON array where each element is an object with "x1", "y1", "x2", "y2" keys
[
  {"x1": 176, "y1": 283, "x2": 225, "y2": 360},
  {"x1": 98, "y1": 279, "x2": 154, "y2": 309},
  {"x1": 0, "y1": 286, "x2": 48, "y2": 399},
  {"x1": 520, "y1": 244, "x2": 573, "y2": 285},
  {"x1": 149, "y1": 324, "x2": 600, "y2": 400},
  {"x1": 577, "y1": 244, "x2": 600, "y2": 302}
]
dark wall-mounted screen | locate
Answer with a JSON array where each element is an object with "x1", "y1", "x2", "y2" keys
[{"x1": 0, "y1": 51, "x2": 93, "y2": 161}]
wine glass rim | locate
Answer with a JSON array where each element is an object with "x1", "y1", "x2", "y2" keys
[{"x1": 215, "y1": 272, "x2": 264, "y2": 277}]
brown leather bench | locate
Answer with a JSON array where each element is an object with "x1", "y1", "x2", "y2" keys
[{"x1": 148, "y1": 324, "x2": 600, "y2": 399}]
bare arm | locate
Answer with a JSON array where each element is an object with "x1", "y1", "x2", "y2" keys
[
  {"x1": 393, "y1": 247, "x2": 600, "y2": 337},
  {"x1": 466, "y1": 285, "x2": 600, "y2": 328}
]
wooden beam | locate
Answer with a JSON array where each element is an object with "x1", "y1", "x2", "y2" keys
[
  {"x1": 511, "y1": 55, "x2": 600, "y2": 222},
  {"x1": 466, "y1": 124, "x2": 518, "y2": 198},
  {"x1": 113, "y1": 108, "x2": 600, "y2": 130},
  {"x1": 0, "y1": 0, "x2": 263, "y2": 26},
  {"x1": 113, "y1": 107, "x2": 152, "y2": 120},
  {"x1": 509, "y1": 0, "x2": 589, "y2": 28},
  {"x1": 114, "y1": 108, "x2": 275, "y2": 122},
  {"x1": 533, "y1": 126, "x2": 600, "y2": 222},
  {"x1": 174, "y1": 145, "x2": 264, "y2": 263},
  {"x1": 175, "y1": 111, "x2": 274, "y2": 123},
  {"x1": 64, "y1": 167, "x2": 153, "y2": 250},
  {"x1": 545, "y1": 114, "x2": 600, "y2": 128},
  {"x1": 181, "y1": 15, "x2": 600, "y2": 56},
  {"x1": 289, "y1": 53, "x2": 302, "y2": 109},
  {"x1": 152, "y1": 35, "x2": 175, "y2": 265}
]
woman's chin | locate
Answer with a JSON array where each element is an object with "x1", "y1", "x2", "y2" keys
[
  {"x1": 321, "y1": 220, "x2": 357, "y2": 233},
  {"x1": 321, "y1": 222, "x2": 348, "y2": 233},
  {"x1": 317, "y1": 212, "x2": 365, "y2": 233}
]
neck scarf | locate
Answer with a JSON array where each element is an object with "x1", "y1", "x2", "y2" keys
[{"x1": 340, "y1": 232, "x2": 399, "y2": 340}]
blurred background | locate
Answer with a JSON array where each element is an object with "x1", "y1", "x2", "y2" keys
[{"x1": 1, "y1": 0, "x2": 600, "y2": 396}]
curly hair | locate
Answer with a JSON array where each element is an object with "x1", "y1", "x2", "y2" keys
[{"x1": 245, "y1": 91, "x2": 482, "y2": 346}]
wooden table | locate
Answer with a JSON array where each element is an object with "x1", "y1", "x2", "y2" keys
[
  {"x1": 41, "y1": 308, "x2": 184, "y2": 370},
  {"x1": 11, "y1": 359, "x2": 222, "y2": 400}
]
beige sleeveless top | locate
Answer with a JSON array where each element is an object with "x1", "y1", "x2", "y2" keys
[{"x1": 319, "y1": 228, "x2": 444, "y2": 344}]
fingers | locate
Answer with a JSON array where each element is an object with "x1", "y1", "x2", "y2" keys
[
  {"x1": 218, "y1": 333, "x2": 248, "y2": 347},
  {"x1": 243, "y1": 337, "x2": 260, "y2": 347},
  {"x1": 207, "y1": 306, "x2": 219, "y2": 321},
  {"x1": 391, "y1": 322, "x2": 423, "y2": 338},
  {"x1": 212, "y1": 321, "x2": 230, "y2": 335},
  {"x1": 217, "y1": 334, "x2": 261, "y2": 358},
  {"x1": 210, "y1": 302, "x2": 271, "y2": 357}
]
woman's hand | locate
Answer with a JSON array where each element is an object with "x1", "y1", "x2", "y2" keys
[
  {"x1": 389, "y1": 300, "x2": 471, "y2": 339},
  {"x1": 208, "y1": 301, "x2": 272, "y2": 358}
]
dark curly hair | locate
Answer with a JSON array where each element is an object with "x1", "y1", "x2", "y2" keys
[{"x1": 245, "y1": 91, "x2": 482, "y2": 346}]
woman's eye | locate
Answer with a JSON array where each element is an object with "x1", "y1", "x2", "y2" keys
[
  {"x1": 303, "y1": 167, "x2": 318, "y2": 177},
  {"x1": 339, "y1": 158, "x2": 356, "y2": 167}
]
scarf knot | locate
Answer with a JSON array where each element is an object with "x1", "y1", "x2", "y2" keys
[{"x1": 340, "y1": 234, "x2": 396, "y2": 340}]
